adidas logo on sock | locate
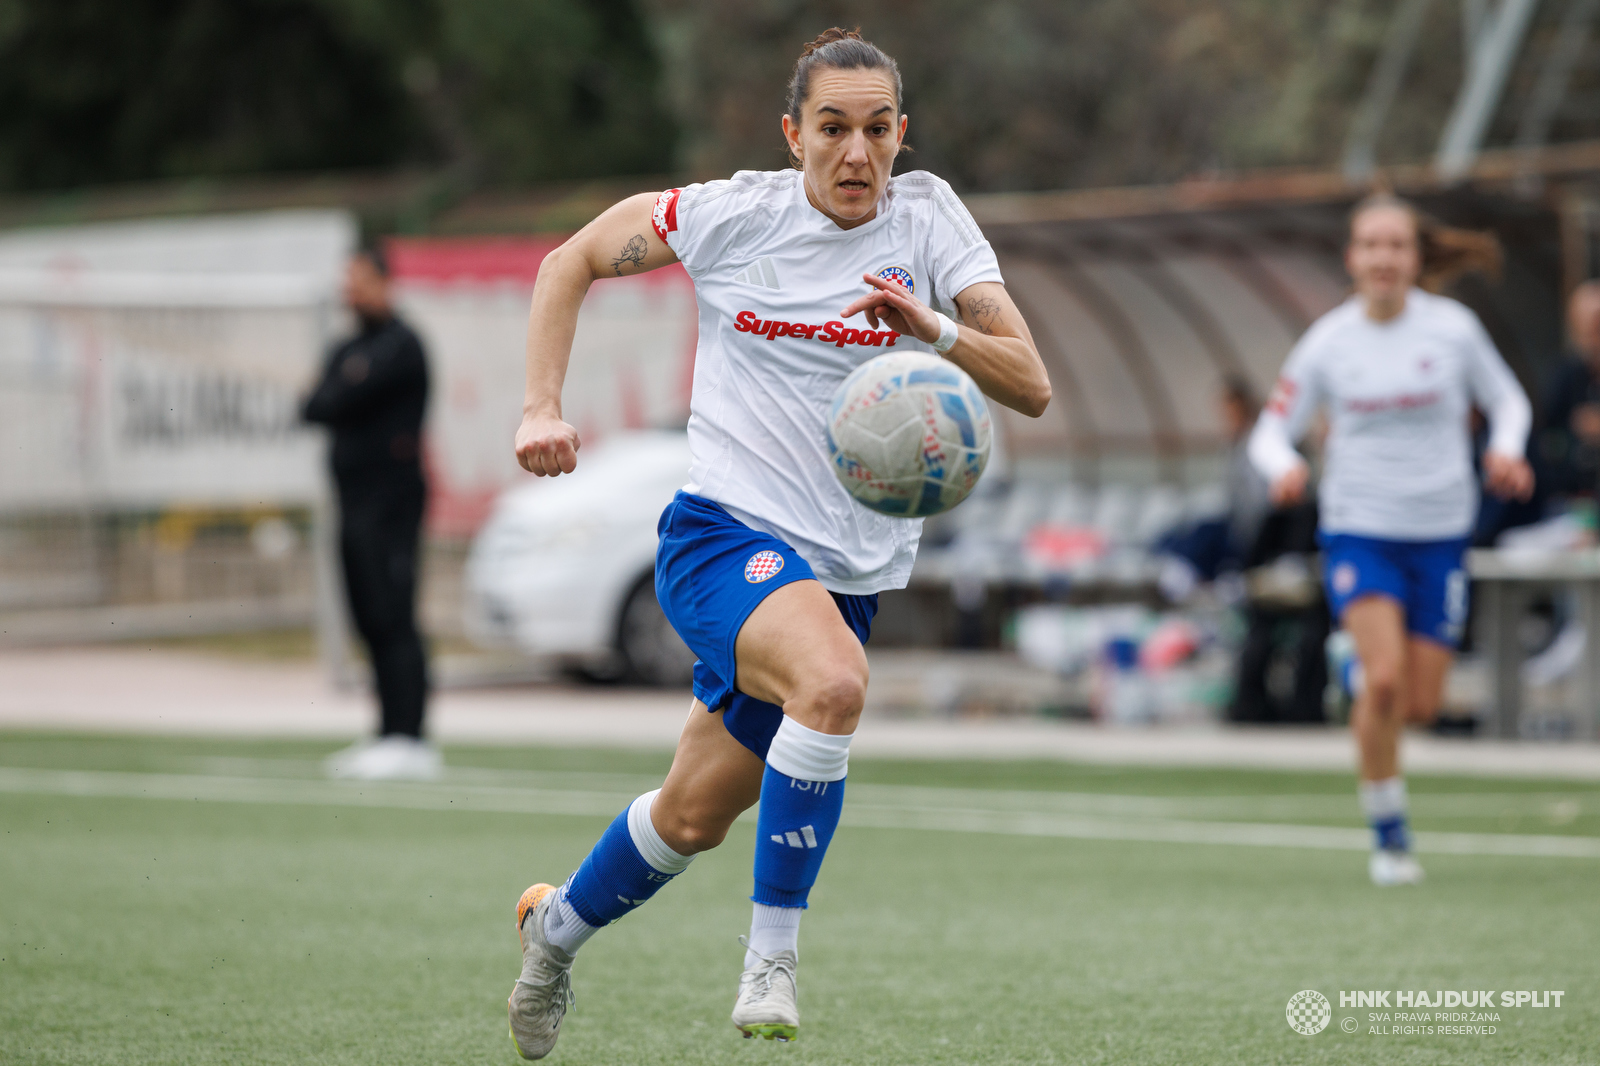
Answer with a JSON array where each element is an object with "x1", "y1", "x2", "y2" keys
[
  {"x1": 734, "y1": 257, "x2": 781, "y2": 290},
  {"x1": 770, "y1": 825, "x2": 818, "y2": 849}
]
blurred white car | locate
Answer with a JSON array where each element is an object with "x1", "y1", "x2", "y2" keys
[{"x1": 463, "y1": 431, "x2": 698, "y2": 685}]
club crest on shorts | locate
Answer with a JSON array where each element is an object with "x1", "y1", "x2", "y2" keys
[
  {"x1": 1332, "y1": 561, "x2": 1358, "y2": 596},
  {"x1": 875, "y1": 265, "x2": 914, "y2": 293},
  {"x1": 744, "y1": 550, "x2": 784, "y2": 583}
]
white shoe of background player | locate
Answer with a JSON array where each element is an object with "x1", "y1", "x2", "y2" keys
[
  {"x1": 323, "y1": 735, "x2": 442, "y2": 781},
  {"x1": 732, "y1": 937, "x2": 799, "y2": 1041},
  {"x1": 1369, "y1": 849, "x2": 1425, "y2": 886}
]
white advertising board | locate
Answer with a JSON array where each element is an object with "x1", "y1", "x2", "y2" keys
[{"x1": 0, "y1": 211, "x2": 353, "y2": 511}]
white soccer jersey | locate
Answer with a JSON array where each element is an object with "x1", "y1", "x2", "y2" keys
[
  {"x1": 1248, "y1": 289, "x2": 1531, "y2": 541},
  {"x1": 654, "y1": 169, "x2": 1003, "y2": 593}
]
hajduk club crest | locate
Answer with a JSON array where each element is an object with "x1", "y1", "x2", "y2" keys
[
  {"x1": 875, "y1": 265, "x2": 914, "y2": 293},
  {"x1": 744, "y1": 550, "x2": 784, "y2": 583}
]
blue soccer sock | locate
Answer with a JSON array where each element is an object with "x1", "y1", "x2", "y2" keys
[
  {"x1": 751, "y1": 717, "x2": 851, "y2": 924},
  {"x1": 1360, "y1": 776, "x2": 1410, "y2": 853},
  {"x1": 545, "y1": 789, "x2": 693, "y2": 954}
]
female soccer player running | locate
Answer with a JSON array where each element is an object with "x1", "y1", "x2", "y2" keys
[
  {"x1": 504, "y1": 28, "x2": 1050, "y2": 1057},
  {"x1": 1249, "y1": 195, "x2": 1532, "y2": 887}
]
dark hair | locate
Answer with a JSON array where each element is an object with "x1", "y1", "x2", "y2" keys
[
  {"x1": 1349, "y1": 192, "x2": 1502, "y2": 293},
  {"x1": 785, "y1": 27, "x2": 903, "y2": 167},
  {"x1": 1219, "y1": 372, "x2": 1258, "y2": 417},
  {"x1": 354, "y1": 241, "x2": 390, "y2": 278}
]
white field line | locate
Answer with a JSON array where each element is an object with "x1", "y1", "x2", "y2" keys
[
  {"x1": 189, "y1": 758, "x2": 1597, "y2": 822},
  {"x1": 4, "y1": 766, "x2": 1600, "y2": 860},
  {"x1": 0, "y1": 767, "x2": 638, "y2": 818}
]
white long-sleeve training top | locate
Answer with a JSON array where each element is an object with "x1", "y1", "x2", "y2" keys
[{"x1": 1247, "y1": 289, "x2": 1531, "y2": 541}]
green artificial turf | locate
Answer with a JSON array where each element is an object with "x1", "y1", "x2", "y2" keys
[{"x1": 2, "y1": 733, "x2": 1597, "y2": 1065}]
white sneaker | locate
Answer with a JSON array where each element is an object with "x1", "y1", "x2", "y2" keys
[
  {"x1": 323, "y1": 736, "x2": 442, "y2": 781},
  {"x1": 509, "y1": 884, "x2": 575, "y2": 1060},
  {"x1": 732, "y1": 937, "x2": 798, "y2": 1041},
  {"x1": 1369, "y1": 849, "x2": 1425, "y2": 886}
]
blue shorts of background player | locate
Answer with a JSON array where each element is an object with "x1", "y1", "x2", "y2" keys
[
  {"x1": 1319, "y1": 532, "x2": 1471, "y2": 648},
  {"x1": 655, "y1": 491, "x2": 877, "y2": 759}
]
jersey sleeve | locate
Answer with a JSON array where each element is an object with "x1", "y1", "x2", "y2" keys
[
  {"x1": 918, "y1": 177, "x2": 1004, "y2": 311},
  {"x1": 1460, "y1": 308, "x2": 1532, "y2": 458},
  {"x1": 652, "y1": 180, "x2": 758, "y2": 279},
  {"x1": 1247, "y1": 331, "x2": 1324, "y2": 482}
]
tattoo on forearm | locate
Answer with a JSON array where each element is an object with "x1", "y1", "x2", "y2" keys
[
  {"x1": 611, "y1": 234, "x2": 649, "y2": 275},
  {"x1": 967, "y1": 295, "x2": 1003, "y2": 335}
]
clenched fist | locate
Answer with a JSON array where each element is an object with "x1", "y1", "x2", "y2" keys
[{"x1": 516, "y1": 413, "x2": 581, "y2": 476}]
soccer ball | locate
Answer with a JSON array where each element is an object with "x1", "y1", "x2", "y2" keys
[{"x1": 826, "y1": 352, "x2": 992, "y2": 517}]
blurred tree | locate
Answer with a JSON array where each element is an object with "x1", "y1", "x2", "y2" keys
[
  {"x1": 322, "y1": 0, "x2": 674, "y2": 185},
  {"x1": 4, "y1": 0, "x2": 1594, "y2": 198},
  {"x1": 0, "y1": 0, "x2": 423, "y2": 190},
  {"x1": 643, "y1": 0, "x2": 1567, "y2": 193},
  {"x1": 0, "y1": 0, "x2": 673, "y2": 193}
]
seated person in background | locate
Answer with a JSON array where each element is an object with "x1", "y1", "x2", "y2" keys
[
  {"x1": 1535, "y1": 280, "x2": 1600, "y2": 503},
  {"x1": 1156, "y1": 374, "x2": 1272, "y2": 598}
]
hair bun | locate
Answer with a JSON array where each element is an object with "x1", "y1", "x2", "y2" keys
[{"x1": 800, "y1": 26, "x2": 863, "y2": 59}]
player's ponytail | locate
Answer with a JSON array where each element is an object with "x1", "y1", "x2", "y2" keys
[
  {"x1": 1350, "y1": 192, "x2": 1503, "y2": 293},
  {"x1": 785, "y1": 27, "x2": 904, "y2": 168}
]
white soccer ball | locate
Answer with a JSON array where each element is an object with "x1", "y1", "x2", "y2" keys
[{"x1": 826, "y1": 351, "x2": 992, "y2": 517}]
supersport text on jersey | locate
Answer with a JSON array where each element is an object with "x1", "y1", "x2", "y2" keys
[{"x1": 734, "y1": 311, "x2": 901, "y2": 348}]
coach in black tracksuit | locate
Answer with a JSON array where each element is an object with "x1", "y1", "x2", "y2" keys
[{"x1": 303, "y1": 249, "x2": 431, "y2": 741}]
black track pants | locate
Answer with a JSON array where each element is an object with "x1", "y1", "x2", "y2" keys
[{"x1": 337, "y1": 471, "x2": 429, "y2": 738}]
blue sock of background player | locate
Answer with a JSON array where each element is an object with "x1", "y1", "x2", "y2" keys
[{"x1": 1360, "y1": 776, "x2": 1410, "y2": 852}]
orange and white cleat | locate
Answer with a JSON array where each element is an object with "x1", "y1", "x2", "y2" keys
[{"x1": 508, "y1": 884, "x2": 575, "y2": 1059}]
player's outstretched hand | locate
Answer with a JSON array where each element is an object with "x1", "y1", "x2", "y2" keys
[
  {"x1": 841, "y1": 274, "x2": 941, "y2": 343},
  {"x1": 1483, "y1": 450, "x2": 1534, "y2": 501},
  {"x1": 1270, "y1": 463, "x2": 1310, "y2": 508},
  {"x1": 516, "y1": 413, "x2": 581, "y2": 477}
]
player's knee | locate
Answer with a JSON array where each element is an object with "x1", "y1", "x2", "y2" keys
[
  {"x1": 801, "y1": 663, "x2": 867, "y2": 734},
  {"x1": 1363, "y1": 664, "x2": 1402, "y2": 712},
  {"x1": 655, "y1": 808, "x2": 731, "y2": 855}
]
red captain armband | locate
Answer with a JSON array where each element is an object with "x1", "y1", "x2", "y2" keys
[
  {"x1": 652, "y1": 188, "x2": 681, "y2": 242},
  {"x1": 1265, "y1": 376, "x2": 1297, "y2": 416}
]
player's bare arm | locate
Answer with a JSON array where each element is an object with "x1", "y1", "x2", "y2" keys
[
  {"x1": 840, "y1": 274, "x2": 1051, "y2": 417},
  {"x1": 515, "y1": 192, "x2": 678, "y2": 477}
]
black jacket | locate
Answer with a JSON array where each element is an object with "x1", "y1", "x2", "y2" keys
[
  {"x1": 1535, "y1": 354, "x2": 1600, "y2": 498},
  {"x1": 302, "y1": 314, "x2": 429, "y2": 487}
]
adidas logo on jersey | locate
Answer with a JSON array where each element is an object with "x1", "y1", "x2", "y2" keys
[
  {"x1": 770, "y1": 825, "x2": 819, "y2": 849},
  {"x1": 733, "y1": 257, "x2": 781, "y2": 290}
]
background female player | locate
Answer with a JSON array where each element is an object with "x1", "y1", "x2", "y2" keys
[
  {"x1": 504, "y1": 28, "x2": 1051, "y2": 1058},
  {"x1": 1249, "y1": 194, "x2": 1532, "y2": 887}
]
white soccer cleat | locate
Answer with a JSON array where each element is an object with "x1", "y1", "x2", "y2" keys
[
  {"x1": 1369, "y1": 849, "x2": 1425, "y2": 886},
  {"x1": 323, "y1": 736, "x2": 442, "y2": 781},
  {"x1": 509, "y1": 884, "x2": 576, "y2": 1060},
  {"x1": 732, "y1": 937, "x2": 799, "y2": 1042}
]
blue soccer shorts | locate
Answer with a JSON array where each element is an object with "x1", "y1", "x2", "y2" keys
[
  {"x1": 1319, "y1": 532, "x2": 1471, "y2": 648},
  {"x1": 654, "y1": 491, "x2": 876, "y2": 760}
]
